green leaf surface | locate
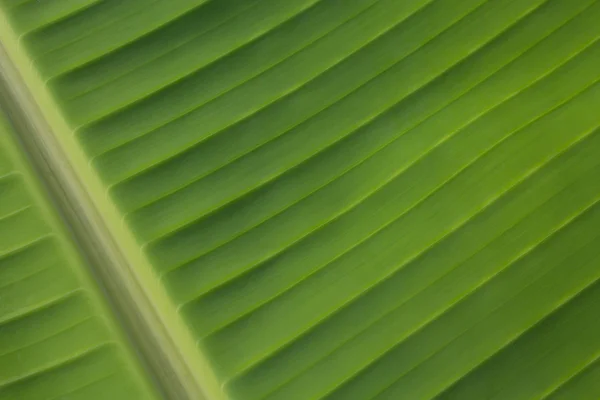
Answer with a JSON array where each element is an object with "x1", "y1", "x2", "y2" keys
[
  {"x1": 2, "y1": 0, "x2": 600, "y2": 399},
  {"x1": 0, "y1": 112, "x2": 157, "y2": 400}
]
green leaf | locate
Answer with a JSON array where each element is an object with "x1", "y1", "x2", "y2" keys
[
  {"x1": 0, "y1": 112, "x2": 158, "y2": 399},
  {"x1": 2, "y1": 0, "x2": 600, "y2": 399}
]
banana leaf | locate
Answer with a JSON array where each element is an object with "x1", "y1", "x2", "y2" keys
[{"x1": 1, "y1": 0, "x2": 600, "y2": 399}]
